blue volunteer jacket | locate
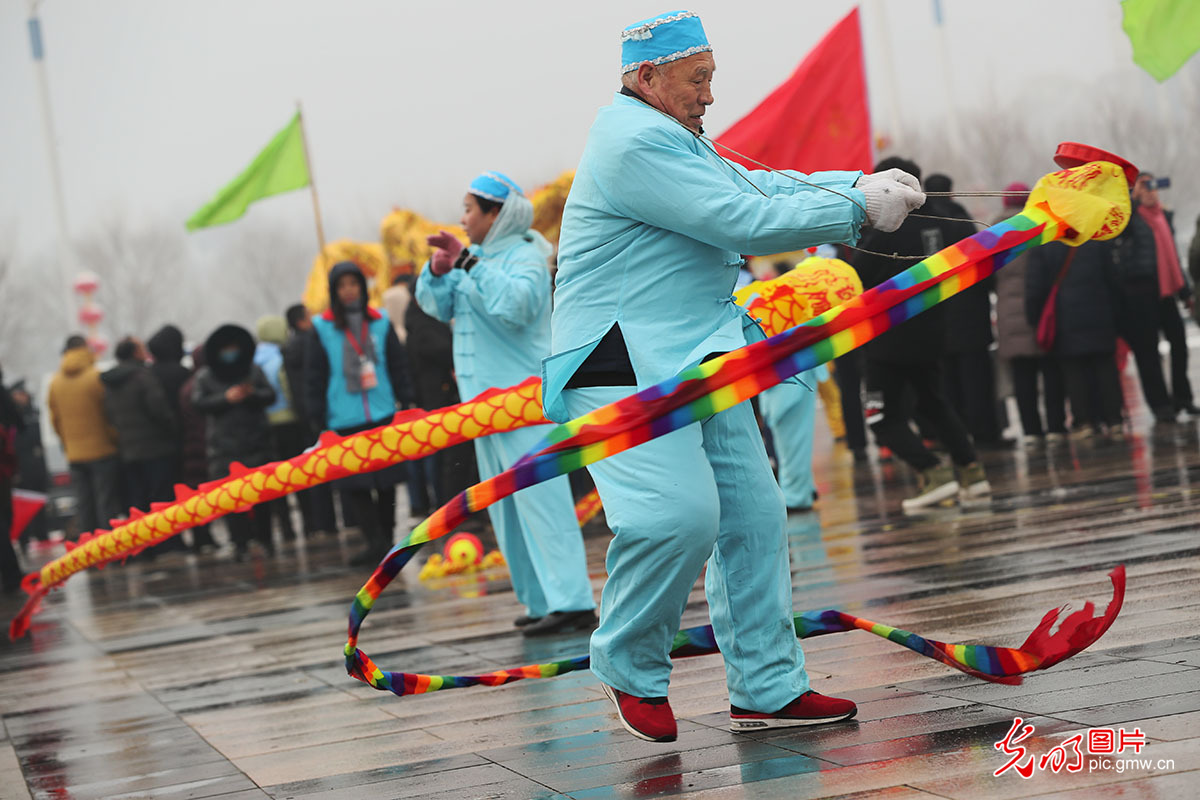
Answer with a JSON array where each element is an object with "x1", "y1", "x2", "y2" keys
[{"x1": 311, "y1": 307, "x2": 398, "y2": 430}]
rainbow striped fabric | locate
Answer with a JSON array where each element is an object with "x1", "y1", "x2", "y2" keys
[
  {"x1": 348, "y1": 568, "x2": 1125, "y2": 696},
  {"x1": 345, "y1": 203, "x2": 1126, "y2": 695}
]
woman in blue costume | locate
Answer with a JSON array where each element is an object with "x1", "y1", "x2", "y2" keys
[
  {"x1": 748, "y1": 262, "x2": 826, "y2": 512},
  {"x1": 543, "y1": 10, "x2": 925, "y2": 741},
  {"x1": 417, "y1": 172, "x2": 596, "y2": 637},
  {"x1": 758, "y1": 366, "x2": 825, "y2": 512}
]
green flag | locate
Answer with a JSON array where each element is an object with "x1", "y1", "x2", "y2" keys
[
  {"x1": 186, "y1": 112, "x2": 310, "y2": 231},
  {"x1": 1122, "y1": 0, "x2": 1200, "y2": 82}
]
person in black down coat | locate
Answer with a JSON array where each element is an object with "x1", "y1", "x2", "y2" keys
[
  {"x1": 1026, "y1": 240, "x2": 1124, "y2": 436},
  {"x1": 282, "y1": 304, "x2": 337, "y2": 536},
  {"x1": 101, "y1": 338, "x2": 178, "y2": 540},
  {"x1": 993, "y1": 185, "x2": 1067, "y2": 443},
  {"x1": 8, "y1": 381, "x2": 49, "y2": 545},
  {"x1": 928, "y1": 174, "x2": 1008, "y2": 447},
  {"x1": 0, "y1": 365, "x2": 27, "y2": 592},
  {"x1": 179, "y1": 345, "x2": 217, "y2": 551},
  {"x1": 1115, "y1": 174, "x2": 1196, "y2": 421},
  {"x1": 147, "y1": 324, "x2": 192, "y2": 551},
  {"x1": 147, "y1": 326, "x2": 191, "y2": 421},
  {"x1": 853, "y1": 157, "x2": 988, "y2": 512},
  {"x1": 191, "y1": 324, "x2": 276, "y2": 559}
]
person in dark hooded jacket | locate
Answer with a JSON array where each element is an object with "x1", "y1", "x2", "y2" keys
[
  {"x1": 147, "y1": 325, "x2": 192, "y2": 552},
  {"x1": 192, "y1": 324, "x2": 277, "y2": 559},
  {"x1": 927, "y1": 174, "x2": 1007, "y2": 447},
  {"x1": 305, "y1": 261, "x2": 412, "y2": 565},
  {"x1": 179, "y1": 345, "x2": 218, "y2": 551},
  {"x1": 852, "y1": 158, "x2": 988, "y2": 512},
  {"x1": 148, "y1": 325, "x2": 191, "y2": 420},
  {"x1": 8, "y1": 381, "x2": 50, "y2": 545},
  {"x1": 0, "y1": 364, "x2": 27, "y2": 592},
  {"x1": 1115, "y1": 174, "x2": 1195, "y2": 421},
  {"x1": 102, "y1": 338, "x2": 178, "y2": 535},
  {"x1": 993, "y1": 185, "x2": 1067, "y2": 443},
  {"x1": 282, "y1": 303, "x2": 337, "y2": 536},
  {"x1": 1027, "y1": 240, "x2": 1124, "y2": 436}
]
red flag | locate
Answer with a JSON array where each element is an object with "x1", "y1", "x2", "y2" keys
[
  {"x1": 716, "y1": 7, "x2": 871, "y2": 173},
  {"x1": 10, "y1": 490, "x2": 47, "y2": 541}
]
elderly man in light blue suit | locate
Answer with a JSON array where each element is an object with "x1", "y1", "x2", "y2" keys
[
  {"x1": 418, "y1": 171, "x2": 596, "y2": 638},
  {"x1": 543, "y1": 10, "x2": 924, "y2": 742}
]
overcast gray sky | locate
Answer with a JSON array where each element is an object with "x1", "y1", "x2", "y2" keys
[{"x1": 2, "y1": 0, "x2": 1195, "y2": 260}]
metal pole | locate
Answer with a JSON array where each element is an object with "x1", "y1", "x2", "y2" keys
[
  {"x1": 28, "y1": 1, "x2": 75, "y2": 328},
  {"x1": 867, "y1": 0, "x2": 902, "y2": 153},
  {"x1": 931, "y1": 0, "x2": 964, "y2": 158}
]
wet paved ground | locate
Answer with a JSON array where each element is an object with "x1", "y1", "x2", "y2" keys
[{"x1": 3, "y1": 368, "x2": 1199, "y2": 799}]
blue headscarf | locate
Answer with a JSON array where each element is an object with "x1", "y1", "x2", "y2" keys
[
  {"x1": 467, "y1": 171, "x2": 552, "y2": 257},
  {"x1": 469, "y1": 171, "x2": 523, "y2": 205},
  {"x1": 620, "y1": 10, "x2": 711, "y2": 75}
]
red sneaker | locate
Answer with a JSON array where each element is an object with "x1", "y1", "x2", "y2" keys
[
  {"x1": 729, "y1": 690, "x2": 857, "y2": 731},
  {"x1": 601, "y1": 683, "x2": 678, "y2": 742}
]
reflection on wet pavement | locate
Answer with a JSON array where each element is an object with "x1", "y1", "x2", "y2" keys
[{"x1": 2, "y1": 397, "x2": 1199, "y2": 798}]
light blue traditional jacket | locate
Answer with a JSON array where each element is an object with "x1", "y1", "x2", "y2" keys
[
  {"x1": 542, "y1": 92, "x2": 867, "y2": 422},
  {"x1": 415, "y1": 232, "x2": 554, "y2": 400},
  {"x1": 252, "y1": 342, "x2": 291, "y2": 421}
]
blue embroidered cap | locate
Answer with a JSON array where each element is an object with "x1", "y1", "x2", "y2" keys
[
  {"x1": 620, "y1": 10, "x2": 711, "y2": 75},
  {"x1": 469, "y1": 171, "x2": 523, "y2": 204}
]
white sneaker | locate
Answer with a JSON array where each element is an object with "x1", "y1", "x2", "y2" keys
[{"x1": 901, "y1": 463, "x2": 959, "y2": 512}]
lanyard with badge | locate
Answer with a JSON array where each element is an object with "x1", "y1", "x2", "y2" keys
[{"x1": 345, "y1": 321, "x2": 378, "y2": 390}]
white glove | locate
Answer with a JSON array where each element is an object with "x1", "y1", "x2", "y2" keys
[
  {"x1": 861, "y1": 179, "x2": 926, "y2": 232},
  {"x1": 857, "y1": 168, "x2": 922, "y2": 193}
]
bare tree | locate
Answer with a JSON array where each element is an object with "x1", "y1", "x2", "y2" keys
[
  {"x1": 889, "y1": 80, "x2": 1199, "y2": 244},
  {"x1": 72, "y1": 218, "x2": 192, "y2": 344},
  {"x1": 0, "y1": 241, "x2": 69, "y2": 387},
  {"x1": 211, "y1": 222, "x2": 315, "y2": 325}
]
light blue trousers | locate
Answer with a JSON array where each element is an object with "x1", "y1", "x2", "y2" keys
[
  {"x1": 562, "y1": 388, "x2": 809, "y2": 712},
  {"x1": 475, "y1": 425, "x2": 595, "y2": 618},
  {"x1": 758, "y1": 378, "x2": 818, "y2": 509}
]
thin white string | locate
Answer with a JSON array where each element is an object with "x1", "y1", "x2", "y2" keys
[
  {"x1": 618, "y1": 95, "x2": 1014, "y2": 260},
  {"x1": 909, "y1": 212, "x2": 992, "y2": 227},
  {"x1": 926, "y1": 190, "x2": 1029, "y2": 197},
  {"x1": 700, "y1": 136, "x2": 931, "y2": 261}
]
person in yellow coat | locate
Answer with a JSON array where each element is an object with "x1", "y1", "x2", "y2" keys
[{"x1": 47, "y1": 336, "x2": 121, "y2": 537}]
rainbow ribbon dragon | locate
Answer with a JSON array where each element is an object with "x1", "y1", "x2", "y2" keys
[
  {"x1": 346, "y1": 157, "x2": 1132, "y2": 696},
  {"x1": 6, "y1": 260, "x2": 845, "y2": 636}
]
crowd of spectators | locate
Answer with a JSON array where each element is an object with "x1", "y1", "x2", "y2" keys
[
  {"x1": 0, "y1": 268, "x2": 475, "y2": 571},
  {"x1": 2, "y1": 166, "x2": 1197, "y2": 574}
]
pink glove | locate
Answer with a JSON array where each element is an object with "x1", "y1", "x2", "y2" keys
[
  {"x1": 427, "y1": 231, "x2": 464, "y2": 257},
  {"x1": 429, "y1": 248, "x2": 454, "y2": 276},
  {"x1": 426, "y1": 230, "x2": 464, "y2": 277}
]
